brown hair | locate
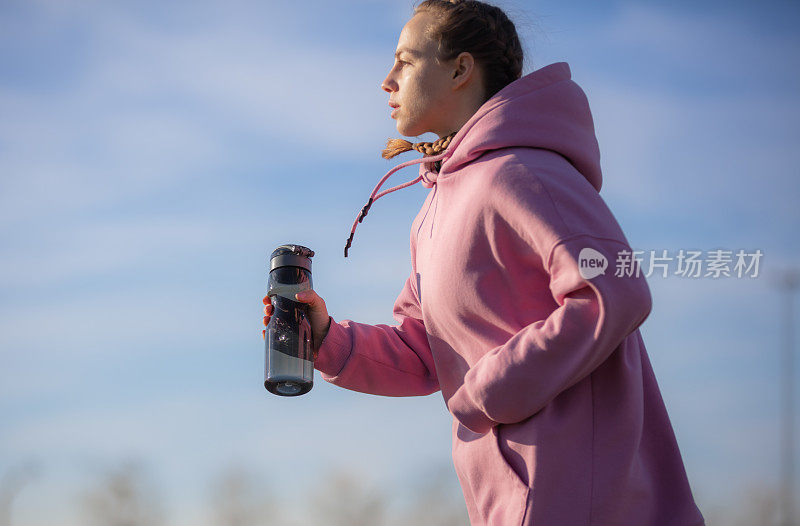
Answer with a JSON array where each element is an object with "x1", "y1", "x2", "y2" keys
[{"x1": 382, "y1": 0, "x2": 525, "y2": 160}]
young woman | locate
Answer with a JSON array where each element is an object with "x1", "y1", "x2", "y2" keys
[{"x1": 263, "y1": 1, "x2": 705, "y2": 524}]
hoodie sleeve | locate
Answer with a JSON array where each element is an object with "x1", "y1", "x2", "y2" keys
[
  {"x1": 447, "y1": 233, "x2": 653, "y2": 433},
  {"x1": 313, "y1": 271, "x2": 440, "y2": 397}
]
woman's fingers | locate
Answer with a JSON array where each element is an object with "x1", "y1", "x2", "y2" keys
[{"x1": 262, "y1": 295, "x2": 272, "y2": 339}]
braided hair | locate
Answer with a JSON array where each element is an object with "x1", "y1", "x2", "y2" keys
[{"x1": 382, "y1": 0, "x2": 524, "y2": 161}]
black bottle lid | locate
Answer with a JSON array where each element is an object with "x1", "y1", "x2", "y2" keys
[{"x1": 269, "y1": 244, "x2": 315, "y2": 272}]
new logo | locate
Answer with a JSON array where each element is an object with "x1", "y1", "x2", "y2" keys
[{"x1": 578, "y1": 248, "x2": 608, "y2": 279}]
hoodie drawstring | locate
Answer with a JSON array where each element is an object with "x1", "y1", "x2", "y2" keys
[{"x1": 344, "y1": 149, "x2": 451, "y2": 258}]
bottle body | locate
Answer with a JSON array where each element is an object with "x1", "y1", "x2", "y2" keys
[{"x1": 264, "y1": 262, "x2": 315, "y2": 396}]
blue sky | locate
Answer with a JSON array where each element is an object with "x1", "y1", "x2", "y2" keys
[{"x1": 1, "y1": 0, "x2": 799, "y2": 523}]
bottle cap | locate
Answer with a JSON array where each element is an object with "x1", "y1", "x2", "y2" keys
[{"x1": 269, "y1": 244, "x2": 315, "y2": 272}]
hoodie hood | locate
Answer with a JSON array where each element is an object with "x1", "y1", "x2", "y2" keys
[
  {"x1": 423, "y1": 61, "x2": 602, "y2": 192},
  {"x1": 344, "y1": 61, "x2": 602, "y2": 257}
]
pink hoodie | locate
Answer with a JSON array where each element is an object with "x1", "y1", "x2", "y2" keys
[{"x1": 315, "y1": 62, "x2": 705, "y2": 525}]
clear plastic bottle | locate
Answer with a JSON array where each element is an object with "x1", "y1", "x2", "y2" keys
[{"x1": 264, "y1": 244, "x2": 315, "y2": 396}]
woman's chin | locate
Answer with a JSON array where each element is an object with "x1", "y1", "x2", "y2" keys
[{"x1": 396, "y1": 121, "x2": 424, "y2": 138}]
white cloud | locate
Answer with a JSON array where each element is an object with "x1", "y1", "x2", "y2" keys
[
  {"x1": 0, "y1": 216, "x2": 233, "y2": 287},
  {"x1": 583, "y1": 78, "x2": 800, "y2": 231},
  {"x1": 0, "y1": 0, "x2": 403, "y2": 225}
]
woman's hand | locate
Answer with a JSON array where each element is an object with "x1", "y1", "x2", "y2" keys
[{"x1": 262, "y1": 290, "x2": 332, "y2": 356}]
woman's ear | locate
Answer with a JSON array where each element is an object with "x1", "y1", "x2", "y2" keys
[{"x1": 451, "y1": 52, "x2": 475, "y2": 83}]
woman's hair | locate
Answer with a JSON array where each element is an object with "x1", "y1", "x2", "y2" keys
[{"x1": 382, "y1": 0, "x2": 524, "y2": 160}]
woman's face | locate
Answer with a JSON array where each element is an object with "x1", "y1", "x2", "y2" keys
[{"x1": 381, "y1": 12, "x2": 459, "y2": 138}]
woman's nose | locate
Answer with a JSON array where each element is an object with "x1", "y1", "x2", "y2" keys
[{"x1": 381, "y1": 72, "x2": 397, "y2": 93}]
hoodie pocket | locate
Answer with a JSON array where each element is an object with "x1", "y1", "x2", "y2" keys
[
  {"x1": 454, "y1": 422, "x2": 530, "y2": 525},
  {"x1": 493, "y1": 424, "x2": 530, "y2": 490}
]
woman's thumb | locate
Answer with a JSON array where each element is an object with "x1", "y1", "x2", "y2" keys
[{"x1": 295, "y1": 290, "x2": 315, "y2": 303}]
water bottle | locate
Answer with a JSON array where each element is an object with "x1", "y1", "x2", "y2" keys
[{"x1": 264, "y1": 244, "x2": 315, "y2": 396}]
